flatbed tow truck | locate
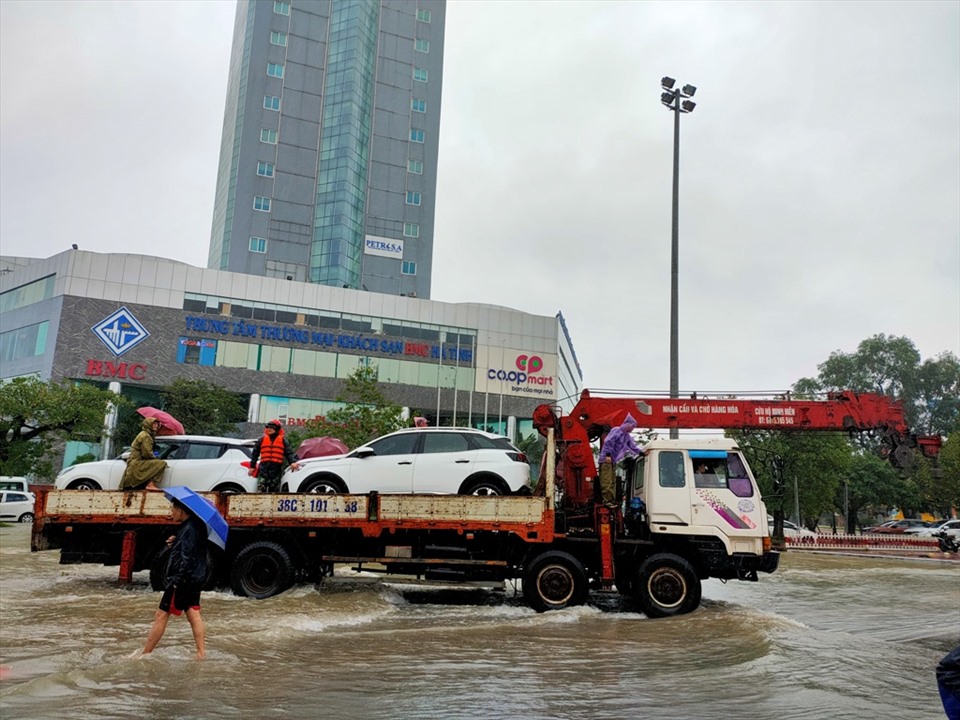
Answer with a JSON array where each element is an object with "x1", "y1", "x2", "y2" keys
[{"x1": 31, "y1": 390, "x2": 940, "y2": 617}]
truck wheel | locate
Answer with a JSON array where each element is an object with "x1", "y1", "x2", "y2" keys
[
  {"x1": 302, "y1": 475, "x2": 347, "y2": 494},
  {"x1": 150, "y1": 545, "x2": 219, "y2": 591},
  {"x1": 522, "y1": 550, "x2": 588, "y2": 612},
  {"x1": 230, "y1": 541, "x2": 294, "y2": 599},
  {"x1": 635, "y1": 553, "x2": 701, "y2": 618}
]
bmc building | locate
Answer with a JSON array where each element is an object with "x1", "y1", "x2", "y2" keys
[{"x1": 0, "y1": 250, "x2": 583, "y2": 464}]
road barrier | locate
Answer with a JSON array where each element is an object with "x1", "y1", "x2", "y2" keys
[{"x1": 783, "y1": 533, "x2": 942, "y2": 553}]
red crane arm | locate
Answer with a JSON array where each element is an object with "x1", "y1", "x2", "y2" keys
[{"x1": 532, "y1": 389, "x2": 942, "y2": 492}]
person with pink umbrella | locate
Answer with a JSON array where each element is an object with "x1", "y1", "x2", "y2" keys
[{"x1": 120, "y1": 417, "x2": 166, "y2": 491}]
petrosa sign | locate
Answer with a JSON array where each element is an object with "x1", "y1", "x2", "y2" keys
[
  {"x1": 363, "y1": 235, "x2": 404, "y2": 259},
  {"x1": 486, "y1": 353, "x2": 556, "y2": 397}
]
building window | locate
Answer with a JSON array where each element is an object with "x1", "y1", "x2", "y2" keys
[
  {"x1": 250, "y1": 237, "x2": 267, "y2": 253},
  {"x1": 407, "y1": 159, "x2": 423, "y2": 174},
  {"x1": 273, "y1": 1, "x2": 290, "y2": 16},
  {"x1": 257, "y1": 161, "x2": 275, "y2": 177},
  {"x1": 264, "y1": 95, "x2": 281, "y2": 111},
  {"x1": 177, "y1": 337, "x2": 217, "y2": 366},
  {"x1": 414, "y1": 39, "x2": 430, "y2": 53},
  {"x1": 261, "y1": 128, "x2": 278, "y2": 144},
  {"x1": 402, "y1": 261, "x2": 417, "y2": 275},
  {"x1": 413, "y1": 68, "x2": 428, "y2": 82},
  {"x1": 270, "y1": 31, "x2": 287, "y2": 46},
  {"x1": 416, "y1": 8, "x2": 431, "y2": 22},
  {"x1": 0, "y1": 320, "x2": 48, "y2": 363},
  {"x1": 405, "y1": 191, "x2": 421, "y2": 206},
  {"x1": 403, "y1": 223, "x2": 419, "y2": 238},
  {"x1": 410, "y1": 128, "x2": 424, "y2": 143},
  {"x1": 254, "y1": 196, "x2": 271, "y2": 212},
  {"x1": 267, "y1": 62, "x2": 284, "y2": 78},
  {"x1": 411, "y1": 98, "x2": 426, "y2": 113}
]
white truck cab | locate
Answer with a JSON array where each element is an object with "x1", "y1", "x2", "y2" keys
[{"x1": 628, "y1": 438, "x2": 770, "y2": 556}]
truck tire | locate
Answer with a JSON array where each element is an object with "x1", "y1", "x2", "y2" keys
[
  {"x1": 522, "y1": 550, "x2": 588, "y2": 612},
  {"x1": 634, "y1": 553, "x2": 701, "y2": 618},
  {"x1": 150, "y1": 545, "x2": 219, "y2": 592},
  {"x1": 302, "y1": 475, "x2": 347, "y2": 494},
  {"x1": 230, "y1": 541, "x2": 294, "y2": 599}
]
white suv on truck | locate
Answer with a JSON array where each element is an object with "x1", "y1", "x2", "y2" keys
[{"x1": 282, "y1": 427, "x2": 531, "y2": 495}]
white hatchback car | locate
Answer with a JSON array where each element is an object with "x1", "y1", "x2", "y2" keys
[
  {"x1": 768, "y1": 518, "x2": 817, "y2": 537},
  {"x1": 0, "y1": 490, "x2": 36, "y2": 523},
  {"x1": 54, "y1": 436, "x2": 259, "y2": 493},
  {"x1": 282, "y1": 427, "x2": 531, "y2": 496}
]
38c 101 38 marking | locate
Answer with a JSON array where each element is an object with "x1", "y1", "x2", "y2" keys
[{"x1": 275, "y1": 498, "x2": 359, "y2": 514}]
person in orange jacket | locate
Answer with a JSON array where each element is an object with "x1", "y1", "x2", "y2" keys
[{"x1": 249, "y1": 420, "x2": 300, "y2": 492}]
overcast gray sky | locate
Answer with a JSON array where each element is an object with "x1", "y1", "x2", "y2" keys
[{"x1": 1, "y1": 0, "x2": 957, "y2": 395}]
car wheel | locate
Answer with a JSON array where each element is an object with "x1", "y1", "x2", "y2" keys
[
  {"x1": 302, "y1": 475, "x2": 347, "y2": 494},
  {"x1": 150, "y1": 544, "x2": 219, "y2": 591},
  {"x1": 522, "y1": 550, "x2": 588, "y2": 612},
  {"x1": 230, "y1": 541, "x2": 294, "y2": 599},
  {"x1": 634, "y1": 553, "x2": 702, "y2": 618},
  {"x1": 213, "y1": 483, "x2": 246, "y2": 494},
  {"x1": 18, "y1": 512, "x2": 34, "y2": 524},
  {"x1": 68, "y1": 478, "x2": 102, "y2": 490},
  {"x1": 460, "y1": 475, "x2": 510, "y2": 496}
]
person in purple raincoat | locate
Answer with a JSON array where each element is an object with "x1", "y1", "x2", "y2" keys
[{"x1": 597, "y1": 414, "x2": 643, "y2": 504}]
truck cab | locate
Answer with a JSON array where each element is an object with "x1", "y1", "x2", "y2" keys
[{"x1": 627, "y1": 438, "x2": 770, "y2": 556}]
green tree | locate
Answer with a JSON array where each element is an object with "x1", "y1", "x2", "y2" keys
[
  {"x1": 157, "y1": 379, "x2": 247, "y2": 438},
  {"x1": 0, "y1": 377, "x2": 125, "y2": 479},
  {"x1": 298, "y1": 365, "x2": 405, "y2": 450},
  {"x1": 916, "y1": 430, "x2": 960, "y2": 516},
  {"x1": 840, "y1": 453, "x2": 904, "y2": 532},
  {"x1": 731, "y1": 430, "x2": 852, "y2": 531}
]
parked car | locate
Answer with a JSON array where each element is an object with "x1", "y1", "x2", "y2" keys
[
  {"x1": 767, "y1": 518, "x2": 817, "y2": 537},
  {"x1": 913, "y1": 519, "x2": 960, "y2": 539},
  {"x1": 0, "y1": 490, "x2": 36, "y2": 523},
  {"x1": 904, "y1": 519, "x2": 949, "y2": 535},
  {"x1": 282, "y1": 427, "x2": 531, "y2": 496},
  {"x1": 863, "y1": 519, "x2": 930, "y2": 534},
  {"x1": 54, "y1": 436, "x2": 258, "y2": 493},
  {"x1": 0, "y1": 476, "x2": 30, "y2": 493}
]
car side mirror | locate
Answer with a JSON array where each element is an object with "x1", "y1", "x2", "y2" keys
[{"x1": 354, "y1": 448, "x2": 375, "y2": 459}]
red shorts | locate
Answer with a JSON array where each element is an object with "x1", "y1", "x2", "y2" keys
[{"x1": 159, "y1": 586, "x2": 201, "y2": 616}]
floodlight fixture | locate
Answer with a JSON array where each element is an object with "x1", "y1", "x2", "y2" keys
[
  {"x1": 681, "y1": 100, "x2": 696, "y2": 113},
  {"x1": 681, "y1": 84, "x2": 697, "y2": 98},
  {"x1": 661, "y1": 76, "x2": 676, "y2": 90},
  {"x1": 661, "y1": 92, "x2": 675, "y2": 106}
]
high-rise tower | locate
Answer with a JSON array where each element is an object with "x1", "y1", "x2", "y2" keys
[{"x1": 208, "y1": 0, "x2": 444, "y2": 298}]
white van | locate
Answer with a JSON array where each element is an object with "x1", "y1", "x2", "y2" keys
[{"x1": 0, "y1": 477, "x2": 29, "y2": 493}]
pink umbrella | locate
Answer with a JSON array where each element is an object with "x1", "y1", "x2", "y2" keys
[
  {"x1": 136, "y1": 407, "x2": 185, "y2": 436},
  {"x1": 296, "y1": 436, "x2": 349, "y2": 459}
]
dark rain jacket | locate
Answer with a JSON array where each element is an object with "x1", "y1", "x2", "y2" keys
[
  {"x1": 250, "y1": 432, "x2": 298, "y2": 471},
  {"x1": 166, "y1": 516, "x2": 209, "y2": 590}
]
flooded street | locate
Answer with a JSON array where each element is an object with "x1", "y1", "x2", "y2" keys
[{"x1": 1, "y1": 523, "x2": 957, "y2": 720}]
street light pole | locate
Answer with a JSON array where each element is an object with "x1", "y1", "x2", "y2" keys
[{"x1": 661, "y1": 77, "x2": 697, "y2": 439}]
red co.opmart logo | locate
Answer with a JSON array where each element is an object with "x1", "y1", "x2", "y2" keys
[{"x1": 516, "y1": 354, "x2": 543, "y2": 374}]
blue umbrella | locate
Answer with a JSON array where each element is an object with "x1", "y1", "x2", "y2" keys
[{"x1": 163, "y1": 486, "x2": 229, "y2": 550}]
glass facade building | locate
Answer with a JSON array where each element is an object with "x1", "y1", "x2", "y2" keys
[{"x1": 208, "y1": 0, "x2": 445, "y2": 299}]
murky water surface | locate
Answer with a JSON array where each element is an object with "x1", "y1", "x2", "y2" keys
[{"x1": 1, "y1": 524, "x2": 957, "y2": 719}]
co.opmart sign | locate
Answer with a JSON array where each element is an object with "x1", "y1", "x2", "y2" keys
[{"x1": 486, "y1": 353, "x2": 555, "y2": 396}]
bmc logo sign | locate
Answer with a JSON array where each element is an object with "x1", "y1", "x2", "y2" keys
[
  {"x1": 85, "y1": 360, "x2": 147, "y2": 380},
  {"x1": 91, "y1": 306, "x2": 150, "y2": 356}
]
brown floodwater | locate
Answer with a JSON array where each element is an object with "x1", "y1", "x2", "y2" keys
[{"x1": 1, "y1": 523, "x2": 957, "y2": 719}]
